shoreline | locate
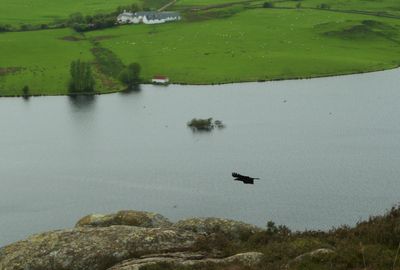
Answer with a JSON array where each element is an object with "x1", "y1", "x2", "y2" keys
[{"x1": 1, "y1": 64, "x2": 399, "y2": 98}]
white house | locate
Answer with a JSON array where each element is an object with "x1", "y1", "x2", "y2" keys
[
  {"x1": 152, "y1": 75, "x2": 170, "y2": 84},
  {"x1": 117, "y1": 11, "x2": 181, "y2": 24}
]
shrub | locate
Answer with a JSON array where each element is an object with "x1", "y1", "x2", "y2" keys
[
  {"x1": 263, "y1": 2, "x2": 274, "y2": 8},
  {"x1": 317, "y1": 3, "x2": 331, "y2": 9},
  {"x1": 187, "y1": 118, "x2": 214, "y2": 131},
  {"x1": 0, "y1": 24, "x2": 12, "y2": 32}
]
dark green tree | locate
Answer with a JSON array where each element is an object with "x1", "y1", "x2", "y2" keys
[
  {"x1": 119, "y1": 63, "x2": 141, "y2": 89},
  {"x1": 22, "y1": 85, "x2": 30, "y2": 99},
  {"x1": 263, "y1": 2, "x2": 274, "y2": 8},
  {"x1": 68, "y1": 13, "x2": 85, "y2": 24},
  {"x1": 69, "y1": 60, "x2": 95, "y2": 94}
]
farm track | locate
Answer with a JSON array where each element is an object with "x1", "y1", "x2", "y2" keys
[
  {"x1": 185, "y1": 0, "x2": 258, "y2": 11},
  {"x1": 249, "y1": 6, "x2": 400, "y2": 20},
  {"x1": 158, "y1": 0, "x2": 178, "y2": 11},
  {"x1": 308, "y1": 7, "x2": 400, "y2": 20}
]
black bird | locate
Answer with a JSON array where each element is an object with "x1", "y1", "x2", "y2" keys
[{"x1": 232, "y1": 172, "x2": 260, "y2": 184}]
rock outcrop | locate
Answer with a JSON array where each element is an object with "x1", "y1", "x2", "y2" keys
[
  {"x1": 76, "y1": 210, "x2": 172, "y2": 228},
  {"x1": 0, "y1": 210, "x2": 263, "y2": 270},
  {"x1": 173, "y1": 217, "x2": 261, "y2": 240},
  {"x1": 0, "y1": 226, "x2": 197, "y2": 270},
  {"x1": 108, "y1": 252, "x2": 264, "y2": 270}
]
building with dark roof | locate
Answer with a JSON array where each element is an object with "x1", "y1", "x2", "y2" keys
[{"x1": 117, "y1": 11, "x2": 181, "y2": 24}]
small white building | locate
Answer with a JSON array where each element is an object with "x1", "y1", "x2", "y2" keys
[
  {"x1": 152, "y1": 75, "x2": 170, "y2": 84},
  {"x1": 117, "y1": 11, "x2": 181, "y2": 25}
]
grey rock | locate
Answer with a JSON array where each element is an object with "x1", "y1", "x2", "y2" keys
[
  {"x1": 76, "y1": 210, "x2": 172, "y2": 228},
  {"x1": 285, "y1": 248, "x2": 335, "y2": 269},
  {"x1": 292, "y1": 248, "x2": 335, "y2": 262},
  {"x1": 0, "y1": 226, "x2": 197, "y2": 270},
  {"x1": 0, "y1": 210, "x2": 263, "y2": 270},
  {"x1": 173, "y1": 217, "x2": 261, "y2": 240},
  {"x1": 107, "y1": 252, "x2": 264, "y2": 270}
]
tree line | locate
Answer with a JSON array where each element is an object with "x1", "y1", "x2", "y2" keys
[
  {"x1": 0, "y1": 3, "x2": 140, "y2": 33},
  {"x1": 68, "y1": 60, "x2": 141, "y2": 95}
]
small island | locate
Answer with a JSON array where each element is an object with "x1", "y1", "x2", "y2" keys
[{"x1": 187, "y1": 118, "x2": 225, "y2": 131}]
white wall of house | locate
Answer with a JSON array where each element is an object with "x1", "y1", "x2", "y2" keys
[
  {"x1": 143, "y1": 17, "x2": 166, "y2": 24},
  {"x1": 152, "y1": 78, "x2": 169, "y2": 84},
  {"x1": 117, "y1": 12, "x2": 180, "y2": 25}
]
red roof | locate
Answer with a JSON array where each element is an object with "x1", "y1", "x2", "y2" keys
[{"x1": 153, "y1": 75, "x2": 168, "y2": 80}]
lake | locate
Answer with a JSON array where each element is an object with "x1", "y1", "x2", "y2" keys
[{"x1": 1, "y1": 69, "x2": 400, "y2": 247}]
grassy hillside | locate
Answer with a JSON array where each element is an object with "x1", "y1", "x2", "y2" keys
[
  {"x1": 0, "y1": 29, "x2": 95, "y2": 96},
  {"x1": 86, "y1": 8, "x2": 400, "y2": 84},
  {"x1": 1, "y1": 0, "x2": 400, "y2": 95},
  {"x1": 276, "y1": 0, "x2": 400, "y2": 17},
  {"x1": 0, "y1": 0, "x2": 139, "y2": 27}
]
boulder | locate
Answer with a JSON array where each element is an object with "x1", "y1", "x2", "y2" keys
[
  {"x1": 292, "y1": 248, "x2": 335, "y2": 262},
  {"x1": 107, "y1": 252, "x2": 264, "y2": 270},
  {"x1": 76, "y1": 210, "x2": 172, "y2": 228},
  {"x1": 0, "y1": 226, "x2": 196, "y2": 270},
  {"x1": 173, "y1": 217, "x2": 261, "y2": 240},
  {"x1": 285, "y1": 248, "x2": 335, "y2": 269}
]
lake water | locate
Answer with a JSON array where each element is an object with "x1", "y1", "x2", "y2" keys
[{"x1": 1, "y1": 69, "x2": 400, "y2": 247}]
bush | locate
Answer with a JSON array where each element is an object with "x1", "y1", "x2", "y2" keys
[
  {"x1": 263, "y1": 2, "x2": 274, "y2": 8},
  {"x1": 0, "y1": 24, "x2": 12, "y2": 32},
  {"x1": 187, "y1": 118, "x2": 214, "y2": 131},
  {"x1": 187, "y1": 118, "x2": 226, "y2": 131},
  {"x1": 67, "y1": 12, "x2": 117, "y2": 32},
  {"x1": 20, "y1": 24, "x2": 35, "y2": 31},
  {"x1": 317, "y1": 3, "x2": 331, "y2": 9}
]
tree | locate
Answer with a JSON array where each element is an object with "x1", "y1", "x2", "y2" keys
[
  {"x1": 22, "y1": 85, "x2": 30, "y2": 99},
  {"x1": 69, "y1": 60, "x2": 95, "y2": 94},
  {"x1": 119, "y1": 63, "x2": 141, "y2": 89}
]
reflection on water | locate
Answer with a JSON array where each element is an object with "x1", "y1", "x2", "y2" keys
[
  {"x1": 68, "y1": 95, "x2": 96, "y2": 110},
  {"x1": 119, "y1": 84, "x2": 142, "y2": 95},
  {"x1": 0, "y1": 69, "x2": 400, "y2": 247}
]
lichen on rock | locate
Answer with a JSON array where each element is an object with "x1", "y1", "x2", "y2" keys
[
  {"x1": 107, "y1": 252, "x2": 264, "y2": 270},
  {"x1": 173, "y1": 217, "x2": 261, "y2": 240},
  {"x1": 0, "y1": 210, "x2": 263, "y2": 270},
  {"x1": 0, "y1": 226, "x2": 197, "y2": 270},
  {"x1": 75, "y1": 210, "x2": 172, "y2": 228}
]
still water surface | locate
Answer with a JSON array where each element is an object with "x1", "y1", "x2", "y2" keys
[{"x1": 1, "y1": 69, "x2": 400, "y2": 246}]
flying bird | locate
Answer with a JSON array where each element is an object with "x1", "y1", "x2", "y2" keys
[{"x1": 232, "y1": 172, "x2": 260, "y2": 184}]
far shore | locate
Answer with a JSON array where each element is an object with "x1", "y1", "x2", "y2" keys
[{"x1": 1, "y1": 64, "x2": 399, "y2": 98}]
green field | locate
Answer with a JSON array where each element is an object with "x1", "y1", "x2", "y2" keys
[
  {"x1": 0, "y1": 0, "x2": 141, "y2": 27},
  {"x1": 0, "y1": 29, "x2": 96, "y2": 96},
  {"x1": 1, "y1": 0, "x2": 400, "y2": 96},
  {"x1": 85, "y1": 8, "x2": 400, "y2": 84},
  {"x1": 276, "y1": 0, "x2": 400, "y2": 17}
]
